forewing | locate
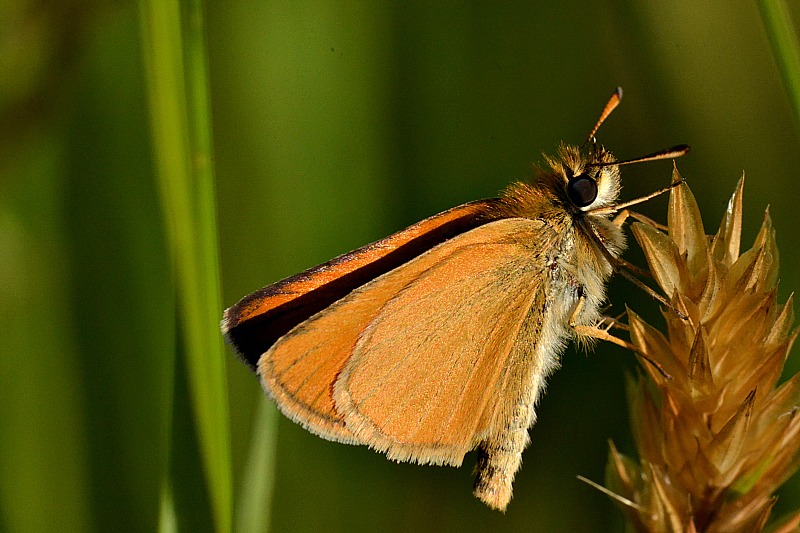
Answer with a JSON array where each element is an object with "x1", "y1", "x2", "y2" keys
[
  {"x1": 258, "y1": 216, "x2": 534, "y2": 444},
  {"x1": 333, "y1": 218, "x2": 548, "y2": 466},
  {"x1": 222, "y1": 199, "x2": 502, "y2": 370}
]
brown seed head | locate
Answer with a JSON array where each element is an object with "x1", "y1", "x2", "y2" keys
[{"x1": 605, "y1": 169, "x2": 800, "y2": 532}]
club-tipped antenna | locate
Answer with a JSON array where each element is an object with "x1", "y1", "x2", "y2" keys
[
  {"x1": 589, "y1": 144, "x2": 690, "y2": 168},
  {"x1": 586, "y1": 87, "x2": 623, "y2": 143}
]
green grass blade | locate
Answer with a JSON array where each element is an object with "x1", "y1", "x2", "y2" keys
[
  {"x1": 138, "y1": 0, "x2": 232, "y2": 531},
  {"x1": 159, "y1": 483, "x2": 178, "y2": 533},
  {"x1": 235, "y1": 398, "x2": 279, "y2": 533},
  {"x1": 759, "y1": 0, "x2": 800, "y2": 131}
]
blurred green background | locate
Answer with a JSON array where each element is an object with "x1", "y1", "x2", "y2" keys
[{"x1": 3, "y1": 1, "x2": 800, "y2": 532}]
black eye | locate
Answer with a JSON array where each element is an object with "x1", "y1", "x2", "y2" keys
[{"x1": 567, "y1": 174, "x2": 598, "y2": 208}]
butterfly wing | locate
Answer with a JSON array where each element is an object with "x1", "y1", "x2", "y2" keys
[
  {"x1": 223, "y1": 199, "x2": 502, "y2": 370},
  {"x1": 262, "y1": 217, "x2": 554, "y2": 463},
  {"x1": 332, "y1": 218, "x2": 554, "y2": 466}
]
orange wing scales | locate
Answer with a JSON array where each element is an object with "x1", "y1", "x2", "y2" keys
[
  {"x1": 260, "y1": 218, "x2": 555, "y2": 457},
  {"x1": 334, "y1": 232, "x2": 547, "y2": 467}
]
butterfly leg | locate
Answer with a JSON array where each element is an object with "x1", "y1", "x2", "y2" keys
[
  {"x1": 598, "y1": 309, "x2": 630, "y2": 331},
  {"x1": 569, "y1": 293, "x2": 635, "y2": 351},
  {"x1": 570, "y1": 294, "x2": 671, "y2": 379},
  {"x1": 584, "y1": 226, "x2": 688, "y2": 321},
  {"x1": 612, "y1": 209, "x2": 668, "y2": 231}
]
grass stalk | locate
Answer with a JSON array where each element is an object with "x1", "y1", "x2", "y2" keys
[
  {"x1": 758, "y1": 0, "x2": 800, "y2": 133},
  {"x1": 138, "y1": 1, "x2": 232, "y2": 531}
]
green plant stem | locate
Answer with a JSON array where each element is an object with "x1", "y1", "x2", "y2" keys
[
  {"x1": 138, "y1": 1, "x2": 232, "y2": 532},
  {"x1": 759, "y1": 0, "x2": 800, "y2": 133},
  {"x1": 235, "y1": 398, "x2": 279, "y2": 533}
]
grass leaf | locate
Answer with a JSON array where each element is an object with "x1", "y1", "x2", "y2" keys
[{"x1": 138, "y1": 0, "x2": 232, "y2": 530}]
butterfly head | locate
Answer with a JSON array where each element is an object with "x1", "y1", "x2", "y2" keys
[
  {"x1": 535, "y1": 87, "x2": 687, "y2": 216},
  {"x1": 543, "y1": 143, "x2": 621, "y2": 213}
]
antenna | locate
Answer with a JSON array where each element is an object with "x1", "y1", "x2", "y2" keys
[
  {"x1": 586, "y1": 87, "x2": 623, "y2": 143},
  {"x1": 589, "y1": 145, "x2": 691, "y2": 168}
]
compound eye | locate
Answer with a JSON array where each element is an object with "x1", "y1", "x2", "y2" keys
[{"x1": 567, "y1": 174, "x2": 598, "y2": 208}]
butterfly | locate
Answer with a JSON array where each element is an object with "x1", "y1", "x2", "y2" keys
[{"x1": 222, "y1": 87, "x2": 688, "y2": 511}]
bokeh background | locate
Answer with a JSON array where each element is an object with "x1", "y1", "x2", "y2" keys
[{"x1": 3, "y1": 2, "x2": 800, "y2": 532}]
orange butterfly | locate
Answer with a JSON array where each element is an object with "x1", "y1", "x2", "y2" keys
[{"x1": 223, "y1": 88, "x2": 687, "y2": 511}]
